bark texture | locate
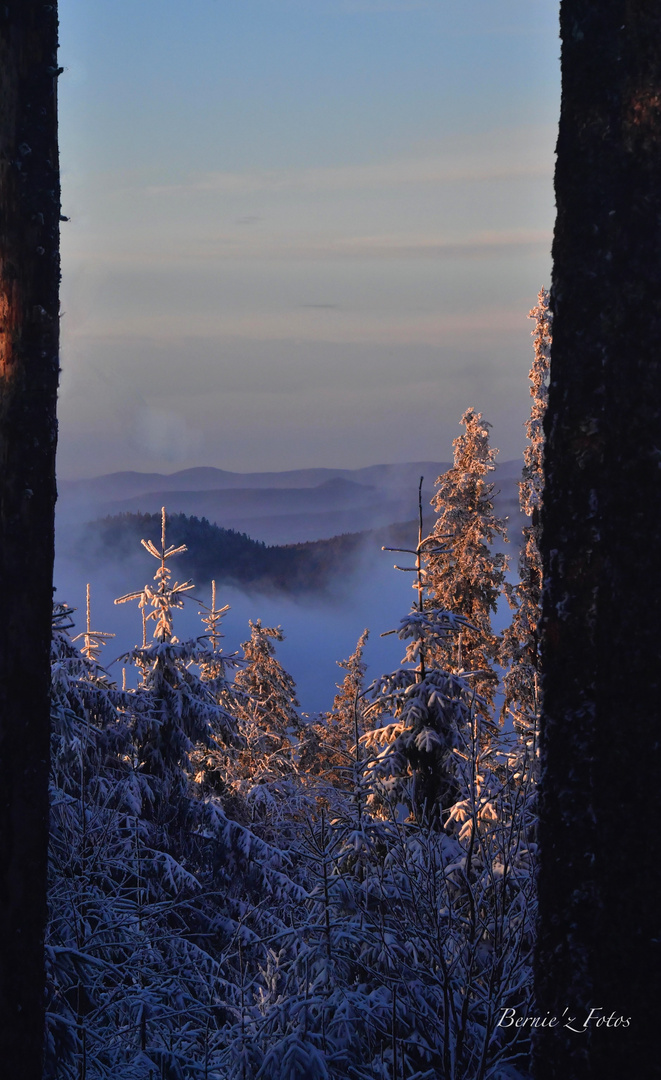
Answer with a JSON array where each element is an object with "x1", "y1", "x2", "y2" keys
[
  {"x1": 535, "y1": 4, "x2": 661, "y2": 1077},
  {"x1": 0, "y1": 2, "x2": 60, "y2": 1075}
]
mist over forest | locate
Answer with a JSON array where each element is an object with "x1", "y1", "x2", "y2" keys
[{"x1": 55, "y1": 457, "x2": 522, "y2": 713}]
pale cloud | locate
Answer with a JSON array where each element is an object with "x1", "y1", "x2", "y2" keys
[
  {"x1": 63, "y1": 228, "x2": 551, "y2": 269},
  {"x1": 57, "y1": 328, "x2": 534, "y2": 478},
  {"x1": 146, "y1": 152, "x2": 550, "y2": 199},
  {"x1": 319, "y1": 228, "x2": 551, "y2": 260},
  {"x1": 143, "y1": 123, "x2": 554, "y2": 199},
  {"x1": 64, "y1": 302, "x2": 530, "y2": 348}
]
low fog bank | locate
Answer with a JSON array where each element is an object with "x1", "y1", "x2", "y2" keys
[
  {"x1": 54, "y1": 542, "x2": 417, "y2": 714},
  {"x1": 54, "y1": 530, "x2": 520, "y2": 717},
  {"x1": 53, "y1": 457, "x2": 527, "y2": 714}
]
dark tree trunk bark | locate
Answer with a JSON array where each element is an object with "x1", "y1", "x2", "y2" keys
[
  {"x1": 0, "y1": 3, "x2": 60, "y2": 1076},
  {"x1": 535, "y1": 4, "x2": 661, "y2": 1078}
]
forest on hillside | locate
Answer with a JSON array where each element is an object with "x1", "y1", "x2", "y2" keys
[
  {"x1": 76, "y1": 514, "x2": 369, "y2": 594},
  {"x1": 73, "y1": 511, "x2": 434, "y2": 596},
  {"x1": 42, "y1": 297, "x2": 550, "y2": 1080}
]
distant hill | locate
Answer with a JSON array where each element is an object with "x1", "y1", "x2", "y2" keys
[
  {"x1": 58, "y1": 460, "x2": 525, "y2": 549},
  {"x1": 71, "y1": 511, "x2": 420, "y2": 595},
  {"x1": 100, "y1": 477, "x2": 379, "y2": 519},
  {"x1": 59, "y1": 461, "x2": 451, "y2": 501},
  {"x1": 57, "y1": 462, "x2": 455, "y2": 543}
]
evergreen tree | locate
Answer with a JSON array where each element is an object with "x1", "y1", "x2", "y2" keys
[
  {"x1": 365, "y1": 486, "x2": 477, "y2": 826},
  {"x1": 73, "y1": 583, "x2": 116, "y2": 665},
  {"x1": 115, "y1": 505, "x2": 195, "y2": 645},
  {"x1": 190, "y1": 579, "x2": 243, "y2": 801},
  {"x1": 425, "y1": 409, "x2": 508, "y2": 709},
  {"x1": 365, "y1": 608, "x2": 477, "y2": 826},
  {"x1": 233, "y1": 620, "x2": 300, "y2": 777},
  {"x1": 115, "y1": 509, "x2": 237, "y2": 808},
  {"x1": 48, "y1": 583, "x2": 304, "y2": 1078},
  {"x1": 500, "y1": 289, "x2": 551, "y2": 762},
  {"x1": 218, "y1": 618, "x2": 309, "y2": 847},
  {"x1": 299, "y1": 629, "x2": 375, "y2": 793},
  {"x1": 327, "y1": 628, "x2": 370, "y2": 761}
]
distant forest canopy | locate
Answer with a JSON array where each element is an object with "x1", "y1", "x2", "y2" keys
[{"x1": 75, "y1": 511, "x2": 436, "y2": 594}]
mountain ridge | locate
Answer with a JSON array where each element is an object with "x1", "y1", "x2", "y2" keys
[
  {"x1": 57, "y1": 460, "x2": 524, "y2": 546},
  {"x1": 59, "y1": 461, "x2": 453, "y2": 501}
]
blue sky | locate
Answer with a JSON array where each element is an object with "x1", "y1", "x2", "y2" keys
[{"x1": 57, "y1": 0, "x2": 560, "y2": 478}]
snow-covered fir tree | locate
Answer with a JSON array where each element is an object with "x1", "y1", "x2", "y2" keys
[
  {"x1": 500, "y1": 289, "x2": 551, "y2": 763},
  {"x1": 232, "y1": 619, "x2": 301, "y2": 784},
  {"x1": 115, "y1": 508, "x2": 237, "y2": 802},
  {"x1": 243, "y1": 536, "x2": 538, "y2": 1080},
  {"x1": 363, "y1": 491, "x2": 478, "y2": 827},
  {"x1": 189, "y1": 579, "x2": 245, "y2": 801},
  {"x1": 365, "y1": 595, "x2": 479, "y2": 827},
  {"x1": 235, "y1": 620, "x2": 299, "y2": 730},
  {"x1": 299, "y1": 628, "x2": 380, "y2": 798},
  {"x1": 325, "y1": 627, "x2": 370, "y2": 773},
  {"x1": 425, "y1": 408, "x2": 508, "y2": 709},
  {"x1": 47, "y1": 558, "x2": 306, "y2": 1079}
]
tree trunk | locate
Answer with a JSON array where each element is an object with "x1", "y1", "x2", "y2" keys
[
  {"x1": 0, "y1": 3, "x2": 60, "y2": 1076},
  {"x1": 535, "y1": 3, "x2": 661, "y2": 1077}
]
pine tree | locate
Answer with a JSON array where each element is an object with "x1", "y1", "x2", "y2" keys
[
  {"x1": 198, "y1": 579, "x2": 232, "y2": 684},
  {"x1": 300, "y1": 629, "x2": 373, "y2": 792},
  {"x1": 327, "y1": 628, "x2": 370, "y2": 757},
  {"x1": 500, "y1": 289, "x2": 551, "y2": 760},
  {"x1": 190, "y1": 579, "x2": 243, "y2": 800},
  {"x1": 364, "y1": 485, "x2": 478, "y2": 826},
  {"x1": 233, "y1": 620, "x2": 300, "y2": 776},
  {"x1": 365, "y1": 608, "x2": 477, "y2": 826},
  {"x1": 115, "y1": 508, "x2": 236, "y2": 802},
  {"x1": 115, "y1": 505, "x2": 195, "y2": 645},
  {"x1": 424, "y1": 409, "x2": 508, "y2": 709},
  {"x1": 47, "y1": 601, "x2": 293, "y2": 1079},
  {"x1": 72, "y1": 583, "x2": 116, "y2": 665}
]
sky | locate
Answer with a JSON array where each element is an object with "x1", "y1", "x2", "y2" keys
[{"x1": 57, "y1": 0, "x2": 560, "y2": 480}]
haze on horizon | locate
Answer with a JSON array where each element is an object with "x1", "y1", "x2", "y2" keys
[{"x1": 57, "y1": 0, "x2": 560, "y2": 482}]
